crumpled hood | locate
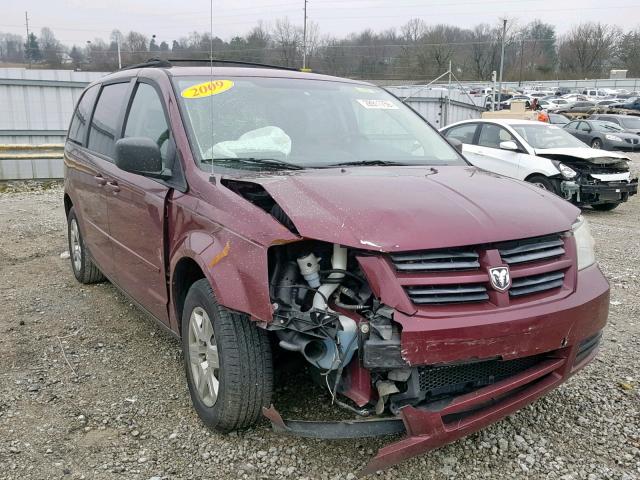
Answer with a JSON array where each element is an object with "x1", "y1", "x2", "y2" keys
[
  {"x1": 534, "y1": 147, "x2": 629, "y2": 162},
  {"x1": 242, "y1": 166, "x2": 579, "y2": 251}
]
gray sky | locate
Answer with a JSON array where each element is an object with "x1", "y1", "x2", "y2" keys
[{"x1": 4, "y1": 0, "x2": 640, "y2": 45}]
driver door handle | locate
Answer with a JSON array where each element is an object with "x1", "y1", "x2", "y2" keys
[
  {"x1": 94, "y1": 174, "x2": 107, "y2": 186},
  {"x1": 106, "y1": 180, "x2": 120, "y2": 193}
]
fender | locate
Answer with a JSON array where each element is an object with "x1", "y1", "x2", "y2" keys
[{"x1": 168, "y1": 228, "x2": 275, "y2": 332}]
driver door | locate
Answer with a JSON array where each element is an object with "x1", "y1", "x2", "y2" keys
[
  {"x1": 101, "y1": 81, "x2": 173, "y2": 325},
  {"x1": 468, "y1": 123, "x2": 525, "y2": 179}
]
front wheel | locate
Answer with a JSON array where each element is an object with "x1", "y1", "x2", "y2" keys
[
  {"x1": 182, "y1": 279, "x2": 273, "y2": 432},
  {"x1": 526, "y1": 175, "x2": 556, "y2": 193},
  {"x1": 591, "y1": 138, "x2": 602, "y2": 149},
  {"x1": 591, "y1": 203, "x2": 619, "y2": 211}
]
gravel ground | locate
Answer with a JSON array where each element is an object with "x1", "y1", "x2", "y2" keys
[{"x1": 1, "y1": 157, "x2": 640, "y2": 480}]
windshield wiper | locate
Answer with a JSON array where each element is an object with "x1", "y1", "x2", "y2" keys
[
  {"x1": 326, "y1": 160, "x2": 412, "y2": 167},
  {"x1": 202, "y1": 157, "x2": 304, "y2": 170}
]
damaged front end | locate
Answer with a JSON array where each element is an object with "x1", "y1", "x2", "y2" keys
[
  {"x1": 541, "y1": 154, "x2": 638, "y2": 206},
  {"x1": 262, "y1": 232, "x2": 609, "y2": 475}
]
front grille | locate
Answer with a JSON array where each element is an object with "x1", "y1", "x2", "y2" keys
[
  {"x1": 418, "y1": 354, "x2": 543, "y2": 399},
  {"x1": 510, "y1": 271, "x2": 565, "y2": 297},
  {"x1": 497, "y1": 234, "x2": 565, "y2": 265},
  {"x1": 391, "y1": 232, "x2": 570, "y2": 307},
  {"x1": 405, "y1": 284, "x2": 488, "y2": 305},
  {"x1": 390, "y1": 248, "x2": 479, "y2": 272},
  {"x1": 624, "y1": 138, "x2": 639, "y2": 145}
]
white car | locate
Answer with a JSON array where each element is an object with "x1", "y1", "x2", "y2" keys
[{"x1": 441, "y1": 119, "x2": 638, "y2": 210}]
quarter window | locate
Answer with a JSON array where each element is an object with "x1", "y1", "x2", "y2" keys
[
  {"x1": 68, "y1": 85, "x2": 99, "y2": 146},
  {"x1": 87, "y1": 83, "x2": 130, "y2": 159},
  {"x1": 124, "y1": 83, "x2": 171, "y2": 166}
]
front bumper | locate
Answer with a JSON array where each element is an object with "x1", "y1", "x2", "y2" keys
[
  {"x1": 561, "y1": 178, "x2": 638, "y2": 205},
  {"x1": 265, "y1": 264, "x2": 610, "y2": 473}
]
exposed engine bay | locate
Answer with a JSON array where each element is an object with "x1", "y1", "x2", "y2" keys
[
  {"x1": 267, "y1": 240, "x2": 416, "y2": 416},
  {"x1": 537, "y1": 153, "x2": 638, "y2": 206}
]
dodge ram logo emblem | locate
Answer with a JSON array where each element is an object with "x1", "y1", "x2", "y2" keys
[{"x1": 489, "y1": 266, "x2": 511, "y2": 292}]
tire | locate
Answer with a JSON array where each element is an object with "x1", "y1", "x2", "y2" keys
[
  {"x1": 591, "y1": 203, "x2": 619, "y2": 211},
  {"x1": 591, "y1": 138, "x2": 602, "y2": 149},
  {"x1": 182, "y1": 278, "x2": 273, "y2": 432},
  {"x1": 526, "y1": 175, "x2": 556, "y2": 193},
  {"x1": 67, "y1": 207, "x2": 105, "y2": 284}
]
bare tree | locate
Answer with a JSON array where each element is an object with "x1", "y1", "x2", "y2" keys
[
  {"x1": 615, "y1": 28, "x2": 640, "y2": 77},
  {"x1": 558, "y1": 23, "x2": 621, "y2": 77},
  {"x1": 272, "y1": 17, "x2": 301, "y2": 67},
  {"x1": 40, "y1": 27, "x2": 63, "y2": 67}
]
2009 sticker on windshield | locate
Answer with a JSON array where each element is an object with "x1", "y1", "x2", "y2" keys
[
  {"x1": 181, "y1": 80, "x2": 234, "y2": 98},
  {"x1": 356, "y1": 99, "x2": 398, "y2": 110}
]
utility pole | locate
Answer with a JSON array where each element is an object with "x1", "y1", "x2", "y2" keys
[
  {"x1": 445, "y1": 60, "x2": 452, "y2": 126},
  {"x1": 116, "y1": 32, "x2": 122, "y2": 69},
  {"x1": 302, "y1": 0, "x2": 308, "y2": 70},
  {"x1": 25, "y1": 11, "x2": 31, "y2": 68},
  {"x1": 518, "y1": 34, "x2": 524, "y2": 87},
  {"x1": 497, "y1": 18, "x2": 507, "y2": 109}
]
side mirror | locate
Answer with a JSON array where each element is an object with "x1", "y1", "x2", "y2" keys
[
  {"x1": 499, "y1": 140, "x2": 518, "y2": 151},
  {"x1": 115, "y1": 137, "x2": 171, "y2": 179},
  {"x1": 447, "y1": 137, "x2": 464, "y2": 154}
]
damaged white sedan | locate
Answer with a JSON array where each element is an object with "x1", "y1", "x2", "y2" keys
[{"x1": 442, "y1": 119, "x2": 638, "y2": 211}]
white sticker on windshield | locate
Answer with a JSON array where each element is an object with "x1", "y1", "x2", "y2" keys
[{"x1": 356, "y1": 99, "x2": 398, "y2": 110}]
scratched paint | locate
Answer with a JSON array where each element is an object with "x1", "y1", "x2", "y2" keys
[{"x1": 209, "y1": 241, "x2": 231, "y2": 268}]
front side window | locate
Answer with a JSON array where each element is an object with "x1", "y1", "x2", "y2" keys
[
  {"x1": 87, "y1": 82, "x2": 130, "y2": 159},
  {"x1": 68, "y1": 85, "x2": 99, "y2": 145},
  {"x1": 477, "y1": 124, "x2": 515, "y2": 149},
  {"x1": 172, "y1": 76, "x2": 465, "y2": 169},
  {"x1": 124, "y1": 83, "x2": 171, "y2": 167}
]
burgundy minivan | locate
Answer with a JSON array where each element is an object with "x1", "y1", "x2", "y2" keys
[{"x1": 63, "y1": 61, "x2": 609, "y2": 473}]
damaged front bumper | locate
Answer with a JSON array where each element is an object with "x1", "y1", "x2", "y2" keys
[
  {"x1": 263, "y1": 264, "x2": 609, "y2": 475},
  {"x1": 561, "y1": 177, "x2": 638, "y2": 205}
]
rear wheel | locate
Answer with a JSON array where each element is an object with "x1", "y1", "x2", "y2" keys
[
  {"x1": 67, "y1": 207, "x2": 105, "y2": 284},
  {"x1": 526, "y1": 175, "x2": 556, "y2": 193},
  {"x1": 591, "y1": 138, "x2": 602, "y2": 149},
  {"x1": 592, "y1": 203, "x2": 619, "y2": 211},
  {"x1": 182, "y1": 279, "x2": 273, "y2": 432}
]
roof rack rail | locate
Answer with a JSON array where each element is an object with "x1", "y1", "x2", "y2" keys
[
  {"x1": 119, "y1": 58, "x2": 172, "y2": 71},
  {"x1": 168, "y1": 58, "x2": 303, "y2": 72}
]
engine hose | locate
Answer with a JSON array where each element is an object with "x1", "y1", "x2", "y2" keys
[
  {"x1": 332, "y1": 287, "x2": 367, "y2": 311},
  {"x1": 319, "y1": 269, "x2": 365, "y2": 283}
]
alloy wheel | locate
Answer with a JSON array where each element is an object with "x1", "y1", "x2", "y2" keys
[
  {"x1": 70, "y1": 219, "x2": 82, "y2": 272},
  {"x1": 188, "y1": 307, "x2": 220, "y2": 407}
]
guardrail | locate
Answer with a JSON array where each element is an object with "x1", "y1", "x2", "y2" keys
[{"x1": 0, "y1": 144, "x2": 64, "y2": 180}]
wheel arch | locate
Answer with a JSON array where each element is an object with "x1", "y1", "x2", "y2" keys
[
  {"x1": 171, "y1": 256, "x2": 207, "y2": 335},
  {"x1": 64, "y1": 192, "x2": 73, "y2": 218}
]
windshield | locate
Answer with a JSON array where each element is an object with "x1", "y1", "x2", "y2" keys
[
  {"x1": 512, "y1": 124, "x2": 587, "y2": 149},
  {"x1": 621, "y1": 117, "x2": 640, "y2": 129},
  {"x1": 591, "y1": 121, "x2": 623, "y2": 132},
  {"x1": 172, "y1": 76, "x2": 465, "y2": 169}
]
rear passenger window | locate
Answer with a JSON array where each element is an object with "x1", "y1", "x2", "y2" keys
[
  {"x1": 444, "y1": 124, "x2": 477, "y2": 144},
  {"x1": 88, "y1": 83, "x2": 130, "y2": 159},
  {"x1": 68, "y1": 85, "x2": 99, "y2": 145},
  {"x1": 124, "y1": 83, "x2": 170, "y2": 166}
]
